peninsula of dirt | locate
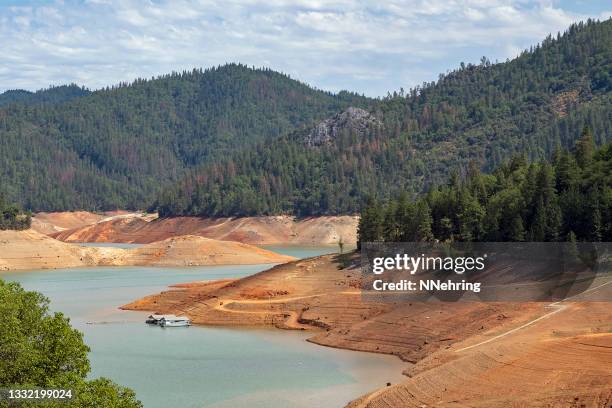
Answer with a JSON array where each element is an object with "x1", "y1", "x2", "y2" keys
[
  {"x1": 123, "y1": 253, "x2": 612, "y2": 407},
  {"x1": 0, "y1": 230, "x2": 294, "y2": 271}
]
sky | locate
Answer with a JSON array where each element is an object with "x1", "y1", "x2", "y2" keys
[{"x1": 0, "y1": 0, "x2": 610, "y2": 97}]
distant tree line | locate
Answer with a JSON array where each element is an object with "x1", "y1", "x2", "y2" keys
[
  {"x1": 358, "y1": 128, "x2": 611, "y2": 244},
  {"x1": 0, "y1": 84, "x2": 90, "y2": 108}
]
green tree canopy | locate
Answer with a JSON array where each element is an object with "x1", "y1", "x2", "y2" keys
[
  {"x1": 0, "y1": 193, "x2": 31, "y2": 230},
  {"x1": 158, "y1": 19, "x2": 612, "y2": 218},
  {"x1": 0, "y1": 279, "x2": 142, "y2": 408},
  {"x1": 359, "y1": 137, "x2": 612, "y2": 244}
]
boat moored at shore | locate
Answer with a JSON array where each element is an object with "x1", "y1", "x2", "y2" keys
[
  {"x1": 146, "y1": 314, "x2": 174, "y2": 325},
  {"x1": 159, "y1": 316, "x2": 191, "y2": 327}
]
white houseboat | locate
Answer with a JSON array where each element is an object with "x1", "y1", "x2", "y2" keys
[
  {"x1": 146, "y1": 314, "x2": 175, "y2": 325},
  {"x1": 159, "y1": 316, "x2": 191, "y2": 327}
]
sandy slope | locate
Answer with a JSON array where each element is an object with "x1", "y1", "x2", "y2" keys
[
  {"x1": 125, "y1": 235, "x2": 295, "y2": 266},
  {"x1": 0, "y1": 229, "x2": 115, "y2": 270},
  {"x1": 123, "y1": 253, "x2": 611, "y2": 407},
  {"x1": 348, "y1": 300, "x2": 612, "y2": 407},
  {"x1": 49, "y1": 215, "x2": 358, "y2": 245},
  {"x1": 0, "y1": 230, "x2": 294, "y2": 271},
  {"x1": 31, "y1": 211, "x2": 156, "y2": 235},
  {"x1": 31, "y1": 211, "x2": 106, "y2": 234}
]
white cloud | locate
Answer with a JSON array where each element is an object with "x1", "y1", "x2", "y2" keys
[{"x1": 0, "y1": 0, "x2": 608, "y2": 96}]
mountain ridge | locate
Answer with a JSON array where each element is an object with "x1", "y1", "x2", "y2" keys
[
  {"x1": 156, "y1": 18, "x2": 611, "y2": 217},
  {"x1": 0, "y1": 63, "x2": 370, "y2": 211},
  {"x1": 1, "y1": 19, "x2": 610, "y2": 216}
]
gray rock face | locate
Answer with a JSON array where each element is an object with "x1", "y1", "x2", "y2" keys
[{"x1": 305, "y1": 107, "x2": 380, "y2": 147}]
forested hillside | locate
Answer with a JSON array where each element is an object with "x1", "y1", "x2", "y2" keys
[
  {"x1": 358, "y1": 128, "x2": 612, "y2": 244},
  {"x1": 157, "y1": 19, "x2": 611, "y2": 217},
  {"x1": 0, "y1": 64, "x2": 367, "y2": 211}
]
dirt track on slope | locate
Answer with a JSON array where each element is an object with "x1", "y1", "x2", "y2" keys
[
  {"x1": 122, "y1": 253, "x2": 612, "y2": 407},
  {"x1": 347, "y1": 282, "x2": 612, "y2": 408}
]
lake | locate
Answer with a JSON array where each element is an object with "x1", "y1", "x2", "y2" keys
[{"x1": 0, "y1": 246, "x2": 406, "y2": 408}]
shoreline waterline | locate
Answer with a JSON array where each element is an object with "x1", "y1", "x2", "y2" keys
[{"x1": 1, "y1": 246, "x2": 406, "y2": 408}]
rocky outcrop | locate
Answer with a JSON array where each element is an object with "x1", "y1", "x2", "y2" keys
[{"x1": 305, "y1": 107, "x2": 380, "y2": 147}]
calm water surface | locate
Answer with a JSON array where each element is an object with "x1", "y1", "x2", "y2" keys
[
  {"x1": 1, "y1": 246, "x2": 405, "y2": 408},
  {"x1": 260, "y1": 245, "x2": 339, "y2": 259}
]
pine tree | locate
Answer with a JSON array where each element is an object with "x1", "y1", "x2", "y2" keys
[
  {"x1": 414, "y1": 201, "x2": 433, "y2": 242},
  {"x1": 357, "y1": 198, "x2": 383, "y2": 247},
  {"x1": 575, "y1": 126, "x2": 595, "y2": 168},
  {"x1": 508, "y1": 215, "x2": 526, "y2": 241},
  {"x1": 535, "y1": 163, "x2": 561, "y2": 241},
  {"x1": 554, "y1": 151, "x2": 580, "y2": 192},
  {"x1": 438, "y1": 217, "x2": 454, "y2": 242},
  {"x1": 382, "y1": 201, "x2": 399, "y2": 241},
  {"x1": 457, "y1": 190, "x2": 485, "y2": 241},
  {"x1": 530, "y1": 196, "x2": 547, "y2": 241},
  {"x1": 588, "y1": 187, "x2": 603, "y2": 242},
  {"x1": 396, "y1": 194, "x2": 417, "y2": 241},
  {"x1": 566, "y1": 230, "x2": 579, "y2": 264}
]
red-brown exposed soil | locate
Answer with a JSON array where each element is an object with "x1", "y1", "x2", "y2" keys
[
  {"x1": 49, "y1": 215, "x2": 358, "y2": 245},
  {"x1": 31, "y1": 211, "x2": 156, "y2": 235},
  {"x1": 31, "y1": 211, "x2": 106, "y2": 234},
  {"x1": 0, "y1": 230, "x2": 294, "y2": 271},
  {"x1": 122, "y1": 253, "x2": 612, "y2": 407},
  {"x1": 348, "y1": 301, "x2": 611, "y2": 408}
]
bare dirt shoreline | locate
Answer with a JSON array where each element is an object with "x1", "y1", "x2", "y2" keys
[
  {"x1": 122, "y1": 253, "x2": 612, "y2": 407},
  {"x1": 0, "y1": 229, "x2": 294, "y2": 271},
  {"x1": 34, "y1": 212, "x2": 358, "y2": 246}
]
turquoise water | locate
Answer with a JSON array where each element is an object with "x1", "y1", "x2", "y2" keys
[{"x1": 0, "y1": 247, "x2": 405, "y2": 408}]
